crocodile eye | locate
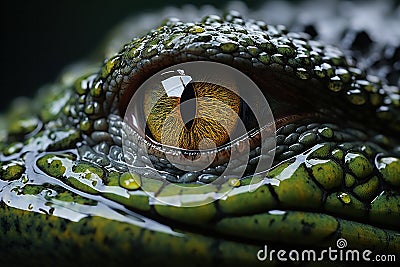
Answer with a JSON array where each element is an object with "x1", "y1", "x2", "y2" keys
[
  {"x1": 121, "y1": 61, "x2": 276, "y2": 206},
  {"x1": 123, "y1": 62, "x2": 273, "y2": 154},
  {"x1": 144, "y1": 80, "x2": 240, "y2": 150},
  {"x1": 122, "y1": 61, "x2": 275, "y2": 186}
]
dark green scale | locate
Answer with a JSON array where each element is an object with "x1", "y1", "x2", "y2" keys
[{"x1": 0, "y1": 5, "x2": 399, "y2": 267}]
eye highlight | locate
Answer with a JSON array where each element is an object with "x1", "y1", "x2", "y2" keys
[{"x1": 144, "y1": 81, "x2": 240, "y2": 150}]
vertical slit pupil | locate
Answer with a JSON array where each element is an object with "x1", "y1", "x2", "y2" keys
[{"x1": 180, "y1": 82, "x2": 197, "y2": 130}]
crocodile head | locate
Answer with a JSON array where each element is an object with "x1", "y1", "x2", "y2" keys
[{"x1": 0, "y1": 3, "x2": 399, "y2": 267}]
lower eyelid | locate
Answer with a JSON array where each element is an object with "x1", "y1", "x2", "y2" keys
[{"x1": 137, "y1": 127, "x2": 263, "y2": 168}]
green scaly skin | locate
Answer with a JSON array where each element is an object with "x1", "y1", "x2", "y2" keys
[{"x1": 1, "y1": 10, "x2": 400, "y2": 267}]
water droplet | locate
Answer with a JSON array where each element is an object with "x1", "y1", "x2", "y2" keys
[
  {"x1": 119, "y1": 172, "x2": 141, "y2": 190},
  {"x1": 188, "y1": 25, "x2": 205, "y2": 34},
  {"x1": 337, "y1": 192, "x2": 351, "y2": 204},
  {"x1": 229, "y1": 178, "x2": 241, "y2": 187},
  {"x1": 268, "y1": 210, "x2": 286, "y2": 215}
]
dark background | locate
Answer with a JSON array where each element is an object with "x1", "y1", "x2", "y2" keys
[{"x1": 1, "y1": 0, "x2": 268, "y2": 112}]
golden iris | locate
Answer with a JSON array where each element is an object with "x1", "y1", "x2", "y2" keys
[{"x1": 144, "y1": 82, "x2": 240, "y2": 150}]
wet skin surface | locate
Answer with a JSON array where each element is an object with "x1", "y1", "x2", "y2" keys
[{"x1": 0, "y1": 2, "x2": 400, "y2": 267}]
